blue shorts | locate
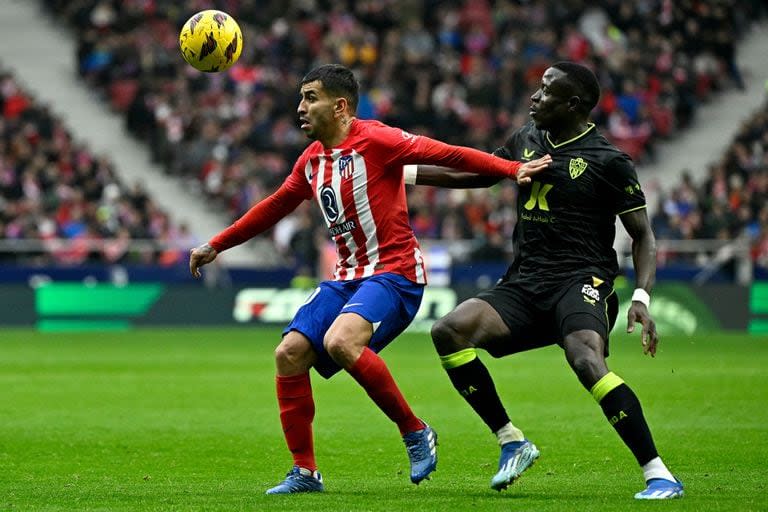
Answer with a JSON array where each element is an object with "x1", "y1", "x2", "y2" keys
[{"x1": 283, "y1": 273, "x2": 424, "y2": 378}]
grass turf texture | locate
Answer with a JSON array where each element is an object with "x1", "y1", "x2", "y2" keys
[{"x1": 1, "y1": 328, "x2": 766, "y2": 511}]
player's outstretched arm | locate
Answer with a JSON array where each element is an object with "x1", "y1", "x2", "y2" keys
[
  {"x1": 189, "y1": 243, "x2": 218, "y2": 278},
  {"x1": 620, "y1": 208, "x2": 659, "y2": 356},
  {"x1": 409, "y1": 155, "x2": 551, "y2": 189},
  {"x1": 411, "y1": 165, "x2": 503, "y2": 189}
]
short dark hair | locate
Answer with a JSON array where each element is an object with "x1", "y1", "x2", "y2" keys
[
  {"x1": 551, "y1": 61, "x2": 600, "y2": 113},
  {"x1": 300, "y1": 64, "x2": 359, "y2": 112}
]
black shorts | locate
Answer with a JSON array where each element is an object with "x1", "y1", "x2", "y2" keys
[{"x1": 476, "y1": 276, "x2": 618, "y2": 358}]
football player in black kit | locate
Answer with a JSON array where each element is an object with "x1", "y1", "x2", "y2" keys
[{"x1": 405, "y1": 62, "x2": 683, "y2": 500}]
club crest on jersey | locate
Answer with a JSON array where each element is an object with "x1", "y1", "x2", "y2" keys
[
  {"x1": 338, "y1": 154, "x2": 355, "y2": 179},
  {"x1": 569, "y1": 157, "x2": 588, "y2": 179}
]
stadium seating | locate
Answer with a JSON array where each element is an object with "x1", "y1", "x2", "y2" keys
[
  {"x1": 0, "y1": 68, "x2": 187, "y2": 265},
  {"x1": 652, "y1": 100, "x2": 768, "y2": 270},
  {"x1": 29, "y1": 0, "x2": 768, "y2": 273}
]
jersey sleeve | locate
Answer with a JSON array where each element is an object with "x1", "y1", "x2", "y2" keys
[
  {"x1": 602, "y1": 154, "x2": 646, "y2": 215},
  {"x1": 209, "y1": 157, "x2": 312, "y2": 251},
  {"x1": 371, "y1": 123, "x2": 520, "y2": 177}
]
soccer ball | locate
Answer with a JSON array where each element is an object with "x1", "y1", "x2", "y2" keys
[{"x1": 179, "y1": 10, "x2": 242, "y2": 72}]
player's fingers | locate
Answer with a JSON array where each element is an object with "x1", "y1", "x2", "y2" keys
[
  {"x1": 189, "y1": 252, "x2": 200, "y2": 278},
  {"x1": 647, "y1": 326, "x2": 659, "y2": 357},
  {"x1": 641, "y1": 318, "x2": 657, "y2": 356},
  {"x1": 517, "y1": 176, "x2": 531, "y2": 185}
]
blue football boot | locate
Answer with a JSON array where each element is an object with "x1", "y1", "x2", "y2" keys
[
  {"x1": 265, "y1": 466, "x2": 324, "y2": 494},
  {"x1": 490, "y1": 439, "x2": 540, "y2": 491},
  {"x1": 402, "y1": 424, "x2": 438, "y2": 484},
  {"x1": 634, "y1": 477, "x2": 684, "y2": 499}
]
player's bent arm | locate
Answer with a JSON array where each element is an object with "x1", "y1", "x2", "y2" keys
[
  {"x1": 190, "y1": 188, "x2": 304, "y2": 278},
  {"x1": 620, "y1": 207, "x2": 659, "y2": 354},
  {"x1": 619, "y1": 208, "x2": 657, "y2": 295},
  {"x1": 408, "y1": 165, "x2": 503, "y2": 189}
]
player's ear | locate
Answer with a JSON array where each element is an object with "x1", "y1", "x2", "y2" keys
[
  {"x1": 568, "y1": 96, "x2": 582, "y2": 111},
  {"x1": 334, "y1": 97, "x2": 348, "y2": 117}
]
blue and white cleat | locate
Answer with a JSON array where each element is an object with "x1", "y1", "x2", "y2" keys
[
  {"x1": 490, "y1": 439, "x2": 540, "y2": 491},
  {"x1": 634, "y1": 478, "x2": 684, "y2": 500},
  {"x1": 265, "y1": 466, "x2": 324, "y2": 494},
  {"x1": 402, "y1": 424, "x2": 438, "y2": 484}
]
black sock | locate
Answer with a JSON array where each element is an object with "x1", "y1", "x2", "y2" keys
[
  {"x1": 597, "y1": 382, "x2": 659, "y2": 465},
  {"x1": 442, "y1": 352, "x2": 510, "y2": 433}
]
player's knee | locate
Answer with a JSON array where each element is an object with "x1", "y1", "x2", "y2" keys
[
  {"x1": 322, "y1": 333, "x2": 344, "y2": 358},
  {"x1": 324, "y1": 332, "x2": 366, "y2": 369},
  {"x1": 323, "y1": 329, "x2": 358, "y2": 358},
  {"x1": 431, "y1": 315, "x2": 468, "y2": 353},
  {"x1": 275, "y1": 337, "x2": 311, "y2": 369},
  {"x1": 569, "y1": 352, "x2": 601, "y2": 380},
  {"x1": 274, "y1": 343, "x2": 294, "y2": 365},
  {"x1": 564, "y1": 332, "x2": 606, "y2": 383}
]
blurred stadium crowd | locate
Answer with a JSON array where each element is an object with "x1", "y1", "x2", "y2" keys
[
  {"x1": 651, "y1": 102, "x2": 768, "y2": 268},
  {"x1": 1, "y1": 0, "x2": 766, "y2": 273},
  {"x1": 0, "y1": 70, "x2": 196, "y2": 264}
]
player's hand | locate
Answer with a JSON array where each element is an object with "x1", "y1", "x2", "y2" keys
[
  {"x1": 189, "y1": 243, "x2": 218, "y2": 278},
  {"x1": 516, "y1": 154, "x2": 552, "y2": 185},
  {"x1": 627, "y1": 302, "x2": 658, "y2": 357}
]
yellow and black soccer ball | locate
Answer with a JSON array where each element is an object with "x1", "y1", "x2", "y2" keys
[{"x1": 179, "y1": 10, "x2": 242, "y2": 72}]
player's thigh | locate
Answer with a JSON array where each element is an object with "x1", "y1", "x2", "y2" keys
[
  {"x1": 340, "y1": 273, "x2": 424, "y2": 353},
  {"x1": 555, "y1": 278, "x2": 619, "y2": 355},
  {"x1": 474, "y1": 283, "x2": 558, "y2": 357}
]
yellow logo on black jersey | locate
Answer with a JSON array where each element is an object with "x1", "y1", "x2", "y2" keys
[
  {"x1": 522, "y1": 148, "x2": 536, "y2": 161},
  {"x1": 569, "y1": 157, "x2": 588, "y2": 179}
]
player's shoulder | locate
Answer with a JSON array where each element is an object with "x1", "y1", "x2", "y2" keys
[
  {"x1": 497, "y1": 121, "x2": 542, "y2": 159},
  {"x1": 356, "y1": 119, "x2": 388, "y2": 129},
  {"x1": 356, "y1": 119, "x2": 414, "y2": 139},
  {"x1": 353, "y1": 119, "x2": 420, "y2": 151},
  {"x1": 297, "y1": 140, "x2": 324, "y2": 163},
  {"x1": 506, "y1": 121, "x2": 539, "y2": 141},
  {"x1": 584, "y1": 127, "x2": 632, "y2": 164},
  {"x1": 301, "y1": 140, "x2": 323, "y2": 155}
]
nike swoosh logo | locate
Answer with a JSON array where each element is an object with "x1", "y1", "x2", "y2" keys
[
  {"x1": 343, "y1": 303, "x2": 364, "y2": 308},
  {"x1": 522, "y1": 148, "x2": 536, "y2": 160}
]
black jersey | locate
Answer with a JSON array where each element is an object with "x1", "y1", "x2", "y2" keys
[{"x1": 494, "y1": 121, "x2": 646, "y2": 296}]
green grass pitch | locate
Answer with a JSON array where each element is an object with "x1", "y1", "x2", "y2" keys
[{"x1": 2, "y1": 328, "x2": 767, "y2": 511}]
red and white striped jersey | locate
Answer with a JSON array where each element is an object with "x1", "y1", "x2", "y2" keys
[
  {"x1": 295, "y1": 121, "x2": 426, "y2": 282},
  {"x1": 210, "y1": 119, "x2": 520, "y2": 284}
]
